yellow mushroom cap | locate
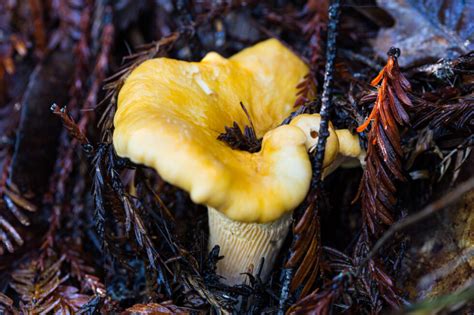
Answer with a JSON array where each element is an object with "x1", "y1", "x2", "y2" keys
[
  {"x1": 289, "y1": 113, "x2": 340, "y2": 167},
  {"x1": 335, "y1": 129, "x2": 362, "y2": 158},
  {"x1": 113, "y1": 39, "x2": 312, "y2": 223}
]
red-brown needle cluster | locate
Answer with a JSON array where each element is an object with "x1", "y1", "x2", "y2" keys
[{"x1": 357, "y1": 47, "x2": 412, "y2": 234}]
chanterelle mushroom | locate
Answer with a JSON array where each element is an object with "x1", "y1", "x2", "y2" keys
[{"x1": 113, "y1": 39, "x2": 359, "y2": 285}]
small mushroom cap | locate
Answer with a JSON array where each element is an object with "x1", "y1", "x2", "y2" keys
[
  {"x1": 289, "y1": 114, "x2": 340, "y2": 167},
  {"x1": 335, "y1": 129, "x2": 362, "y2": 158},
  {"x1": 113, "y1": 39, "x2": 312, "y2": 223}
]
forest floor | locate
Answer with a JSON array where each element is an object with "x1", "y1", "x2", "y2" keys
[{"x1": 0, "y1": 0, "x2": 473, "y2": 314}]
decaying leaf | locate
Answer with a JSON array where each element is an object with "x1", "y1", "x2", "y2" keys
[
  {"x1": 125, "y1": 302, "x2": 188, "y2": 314},
  {"x1": 9, "y1": 50, "x2": 74, "y2": 195},
  {"x1": 403, "y1": 189, "x2": 474, "y2": 303},
  {"x1": 373, "y1": 0, "x2": 474, "y2": 67},
  {"x1": 454, "y1": 189, "x2": 474, "y2": 270}
]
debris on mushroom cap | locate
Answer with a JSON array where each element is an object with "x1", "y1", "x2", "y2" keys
[
  {"x1": 289, "y1": 113, "x2": 340, "y2": 167},
  {"x1": 113, "y1": 39, "x2": 312, "y2": 223}
]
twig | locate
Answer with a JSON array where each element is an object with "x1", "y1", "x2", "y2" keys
[
  {"x1": 311, "y1": 0, "x2": 341, "y2": 188},
  {"x1": 339, "y1": 48, "x2": 383, "y2": 71},
  {"x1": 50, "y1": 104, "x2": 90, "y2": 149},
  {"x1": 278, "y1": 0, "x2": 341, "y2": 312}
]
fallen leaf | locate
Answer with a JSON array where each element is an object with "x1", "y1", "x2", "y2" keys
[
  {"x1": 373, "y1": 0, "x2": 474, "y2": 67},
  {"x1": 403, "y1": 158, "x2": 474, "y2": 301},
  {"x1": 124, "y1": 302, "x2": 188, "y2": 315},
  {"x1": 9, "y1": 50, "x2": 74, "y2": 195}
]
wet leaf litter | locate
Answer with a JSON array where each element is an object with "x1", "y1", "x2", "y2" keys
[{"x1": 0, "y1": 1, "x2": 473, "y2": 314}]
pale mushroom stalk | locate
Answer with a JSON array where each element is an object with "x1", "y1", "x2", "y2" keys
[{"x1": 207, "y1": 207, "x2": 292, "y2": 285}]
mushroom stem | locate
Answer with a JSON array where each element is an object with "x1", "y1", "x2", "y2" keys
[{"x1": 208, "y1": 207, "x2": 292, "y2": 285}]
